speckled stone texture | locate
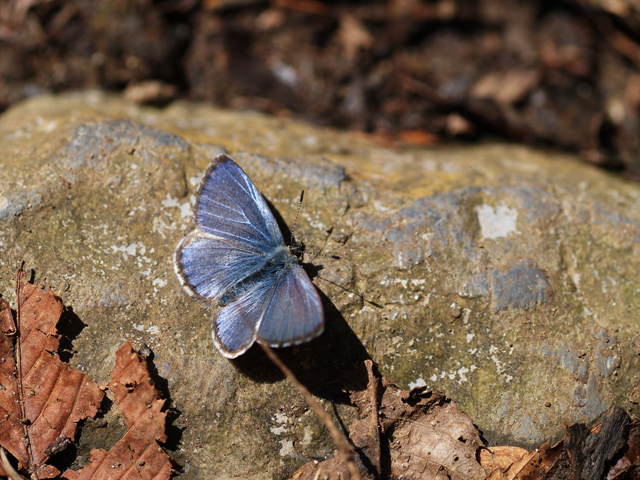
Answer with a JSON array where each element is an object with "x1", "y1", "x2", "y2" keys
[{"x1": 0, "y1": 91, "x2": 639, "y2": 478}]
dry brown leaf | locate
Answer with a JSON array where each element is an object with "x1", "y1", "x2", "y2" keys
[
  {"x1": 508, "y1": 442, "x2": 562, "y2": 480},
  {"x1": 291, "y1": 360, "x2": 485, "y2": 480},
  {"x1": 123, "y1": 80, "x2": 178, "y2": 106},
  {"x1": 470, "y1": 69, "x2": 540, "y2": 105},
  {"x1": 62, "y1": 341, "x2": 173, "y2": 480},
  {"x1": 480, "y1": 407, "x2": 640, "y2": 480},
  {"x1": 0, "y1": 277, "x2": 174, "y2": 479},
  {"x1": 377, "y1": 382, "x2": 485, "y2": 479},
  {"x1": 480, "y1": 446, "x2": 536, "y2": 480},
  {"x1": 609, "y1": 428, "x2": 640, "y2": 479},
  {"x1": 0, "y1": 282, "x2": 104, "y2": 479},
  {"x1": 397, "y1": 129, "x2": 440, "y2": 146},
  {"x1": 337, "y1": 14, "x2": 373, "y2": 60}
]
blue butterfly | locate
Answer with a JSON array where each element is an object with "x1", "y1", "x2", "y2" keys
[{"x1": 174, "y1": 154, "x2": 324, "y2": 358}]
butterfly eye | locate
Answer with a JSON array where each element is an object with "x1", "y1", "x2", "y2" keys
[{"x1": 290, "y1": 242, "x2": 306, "y2": 260}]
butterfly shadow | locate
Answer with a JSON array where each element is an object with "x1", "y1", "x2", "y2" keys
[
  {"x1": 231, "y1": 287, "x2": 371, "y2": 404},
  {"x1": 231, "y1": 198, "x2": 372, "y2": 404}
]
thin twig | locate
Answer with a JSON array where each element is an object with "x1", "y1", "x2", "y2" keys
[
  {"x1": 14, "y1": 264, "x2": 38, "y2": 479},
  {"x1": 316, "y1": 276, "x2": 382, "y2": 308},
  {"x1": 0, "y1": 447, "x2": 26, "y2": 480},
  {"x1": 259, "y1": 343, "x2": 362, "y2": 480},
  {"x1": 364, "y1": 361, "x2": 381, "y2": 474}
]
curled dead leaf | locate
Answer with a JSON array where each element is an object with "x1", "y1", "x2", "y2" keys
[
  {"x1": 0, "y1": 278, "x2": 175, "y2": 479},
  {"x1": 0, "y1": 282, "x2": 104, "y2": 478},
  {"x1": 291, "y1": 360, "x2": 485, "y2": 480},
  {"x1": 62, "y1": 341, "x2": 173, "y2": 480}
]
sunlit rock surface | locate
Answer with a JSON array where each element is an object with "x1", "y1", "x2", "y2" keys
[{"x1": 0, "y1": 91, "x2": 639, "y2": 478}]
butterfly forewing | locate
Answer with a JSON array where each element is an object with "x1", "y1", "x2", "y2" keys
[
  {"x1": 195, "y1": 155, "x2": 283, "y2": 252},
  {"x1": 175, "y1": 231, "x2": 269, "y2": 301}
]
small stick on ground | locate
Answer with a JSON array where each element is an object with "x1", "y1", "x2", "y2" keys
[{"x1": 259, "y1": 343, "x2": 362, "y2": 480}]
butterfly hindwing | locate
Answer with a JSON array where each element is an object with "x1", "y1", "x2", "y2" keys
[
  {"x1": 213, "y1": 277, "x2": 280, "y2": 357},
  {"x1": 257, "y1": 263, "x2": 324, "y2": 347}
]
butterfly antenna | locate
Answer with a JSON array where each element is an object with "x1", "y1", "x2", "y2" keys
[
  {"x1": 290, "y1": 190, "x2": 304, "y2": 246},
  {"x1": 310, "y1": 251, "x2": 342, "y2": 260},
  {"x1": 290, "y1": 190, "x2": 340, "y2": 261}
]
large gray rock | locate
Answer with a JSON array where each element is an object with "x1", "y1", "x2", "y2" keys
[{"x1": 0, "y1": 91, "x2": 639, "y2": 478}]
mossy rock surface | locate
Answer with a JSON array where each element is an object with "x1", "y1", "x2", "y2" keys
[{"x1": 1, "y1": 91, "x2": 639, "y2": 478}]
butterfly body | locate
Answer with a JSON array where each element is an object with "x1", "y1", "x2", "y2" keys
[
  {"x1": 217, "y1": 245, "x2": 297, "y2": 308},
  {"x1": 174, "y1": 154, "x2": 324, "y2": 358}
]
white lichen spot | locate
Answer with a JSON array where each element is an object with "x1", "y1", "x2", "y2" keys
[
  {"x1": 0, "y1": 196, "x2": 10, "y2": 212},
  {"x1": 373, "y1": 200, "x2": 392, "y2": 213},
  {"x1": 153, "y1": 217, "x2": 177, "y2": 238},
  {"x1": 278, "y1": 440, "x2": 296, "y2": 457},
  {"x1": 300, "y1": 426, "x2": 314, "y2": 447},
  {"x1": 161, "y1": 194, "x2": 180, "y2": 208},
  {"x1": 490, "y1": 354, "x2": 511, "y2": 382},
  {"x1": 271, "y1": 412, "x2": 291, "y2": 435},
  {"x1": 466, "y1": 333, "x2": 475, "y2": 343},
  {"x1": 153, "y1": 278, "x2": 167, "y2": 288},
  {"x1": 357, "y1": 306, "x2": 376, "y2": 316},
  {"x1": 409, "y1": 377, "x2": 427, "y2": 389},
  {"x1": 491, "y1": 355, "x2": 503, "y2": 372},
  {"x1": 147, "y1": 325, "x2": 159, "y2": 335},
  {"x1": 457, "y1": 366, "x2": 470, "y2": 383},
  {"x1": 111, "y1": 241, "x2": 144, "y2": 261},
  {"x1": 42, "y1": 120, "x2": 58, "y2": 132},
  {"x1": 133, "y1": 323, "x2": 144, "y2": 332},
  {"x1": 397, "y1": 279, "x2": 408, "y2": 289},
  {"x1": 476, "y1": 204, "x2": 519, "y2": 239},
  {"x1": 302, "y1": 135, "x2": 318, "y2": 147},
  {"x1": 420, "y1": 232, "x2": 433, "y2": 242},
  {"x1": 180, "y1": 202, "x2": 192, "y2": 219}
]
